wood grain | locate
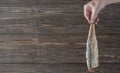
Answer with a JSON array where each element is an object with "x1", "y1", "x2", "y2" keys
[
  {"x1": 0, "y1": 64, "x2": 119, "y2": 73},
  {"x1": 0, "y1": 42, "x2": 119, "y2": 63},
  {"x1": 0, "y1": 0, "x2": 119, "y2": 72}
]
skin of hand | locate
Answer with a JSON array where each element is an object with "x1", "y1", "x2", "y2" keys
[
  {"x1": 84, "y1": 0, "x2": 120, "y2": 24},
  {"x1": 84, "y1": 0, "x2": 107, "y2": 24}
]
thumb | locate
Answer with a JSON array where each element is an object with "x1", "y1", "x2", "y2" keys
[{"x1": 91, "y1": 8, "x2": 98, "y2": 24}]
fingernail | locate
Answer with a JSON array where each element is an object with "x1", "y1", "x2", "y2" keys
[{"x1": 90, "y1": 19, "x2": 94, "y2": 24}]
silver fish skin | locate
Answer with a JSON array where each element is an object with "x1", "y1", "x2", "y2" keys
[{"x1": 86, "y1": 24, "x2": 99, "y2": 72}]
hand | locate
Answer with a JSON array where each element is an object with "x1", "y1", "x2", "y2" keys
[{"x1": 84, "y1": 0, "x2": 106, "y2": 24}]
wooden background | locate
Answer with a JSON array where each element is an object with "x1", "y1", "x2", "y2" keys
[{"x1": 0, "y1": 0, "x2": 119, "y2": 73}]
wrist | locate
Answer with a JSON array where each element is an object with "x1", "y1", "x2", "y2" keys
[
  {"x1": 104, "y1": 0, "x2": 111, "y2": 6},
  {"x1": 93, "y1": 0, "x2": 108, "y2": 6},
  {"x1": 102, "y1": 0, "x2": 119, "y2": 6}
]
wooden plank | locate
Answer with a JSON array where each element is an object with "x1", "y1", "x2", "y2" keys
[
  {"x1": 0, "y1": 4, "x2": 119, "y2": 19},
  {"x1": 0, "y1": 24, "x2": 119, "y2": 34},
  {"x1": 0, "y1": 4, "x2": 119, "y2": 13},
  {"x1": 0, "y1": 5, "x2": 83, "y2": 13},
  {"x1": 0, "y1": 64, "x2": 37, "y2": 73},
  {"x1": 0, "y1": 22, "x2": 120, "y2": 34},
  {"x1": 0, "y1": 34, "x2": 119, "y2": 46},
  {"x1": 0, "y1": 4, "x2": 119, "y2": 26},
  {"x1": 0, "y1": 9, "x2": 119, "y2": 20},
  {"x1": 0, "y1": 17, "x2": 87, "y2": 27},
  {"x1": 0, "y1": 0, "x2": 119, "y2": 66},
  {"x1": 0, "y1": 34, "x2": 119, "y2": 45},
  {"x1": 0, "y1": 42, "x2": 119, "y2": 63},
  {"x1": 0, "y1": 4, "x2": 119, "y2": 14},
  {"x1": 0, "y1": 13, "x2": 119, "y2": 27},
  {"x1": 0, "y1": 64, "x2": 119, "y2": 73},
  {"x1": 0, "y1": 0, "x2": 87, "y2": 5}
]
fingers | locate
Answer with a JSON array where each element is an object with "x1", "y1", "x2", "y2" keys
[
  {"x1": 91, "y1": 6, "x2": 99, "y2": 24},
  {"x1": 84, "y1": 1, "x2": 101, "y2": 24},
  {"x1": 84, "y1": 5, "x2": 91, "y2": 24},
  {"x1": 84, "y1": 7, "x2": 99, "y2": 24},
  {"x1": 94, "y1": 17, "x2": 99, "y2": 24}
]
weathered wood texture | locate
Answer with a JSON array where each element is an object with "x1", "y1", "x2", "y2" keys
[
  {"x1": 0, "y1": 0, "x2": 119, "y2": 73},
  {"x1": 0, "y1": 64, "x2": 119, "y2": 73}
]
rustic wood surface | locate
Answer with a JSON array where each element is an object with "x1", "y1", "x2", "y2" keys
[
  {"x1": 0, "y1": 0, "x2": 119, "y2": 73},
  {"x1": 0, "y1": 64, "x2": 119, "y2": 73}
]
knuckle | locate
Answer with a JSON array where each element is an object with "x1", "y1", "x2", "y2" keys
[{"x1": 84, "y1": 5, "x2": 87, "y2": 8}]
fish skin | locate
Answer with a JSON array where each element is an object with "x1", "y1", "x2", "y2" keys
[{"x1": 86, "y1": 24, "x2": 99, "y2": 71}]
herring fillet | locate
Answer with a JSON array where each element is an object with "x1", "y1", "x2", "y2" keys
[{"x1": 86, "y1": 24, "x2": 99, "y2": 71}]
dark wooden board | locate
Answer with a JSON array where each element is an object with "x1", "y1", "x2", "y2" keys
[
  {"x1": 0, "y1": 64, "x2": 119, "y2": 73},
  {"x1": 0, "y1": 0, "x2": 119, "y2": 73},
  {"x1": 0, "y1": 0, "x2": 88, "y2": 5},
  {"x1": 0, "y1": 41, "x2": 119, "y2": 63}
]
